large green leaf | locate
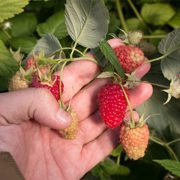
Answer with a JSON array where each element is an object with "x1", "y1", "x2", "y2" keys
[
  {"x1": 28, "y1": 33, "x2": 61, "y2": 57},
  {"x1": 0, "y1": 0, "x2": 29, "y2": 23},
  {"x1": 10, "y1": 13, "x2": 37, "y2": 37},
  {"x1": 37, "y1": 11, "x2": 68, "y2": 39},
  {"x1": 126, "y1": 18, "x2": 147, "y2": 32},
  {"x1": 154, "y1": 160, "x2": 180, "y2": 177},
  {"x1": 9, "y1": 37, "x2": 37, "y2": 54},
  {"x1": 168, "y1": 10, "x2": 180, "y2": 29},
  {"x1": 0, "y1": 40, "x2": 18, "y2": 92},
  {"x1": 158, "y1": 29, "x2": 180, "y2": 80},
  {"x1": 65, "y1": 0, "x2": 109, "y2": 48},
  {"x1": 141, "y1": 3, "x2": 175, "y2": 26}
]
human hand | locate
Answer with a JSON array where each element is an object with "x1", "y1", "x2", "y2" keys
[{"x1": 0, "y1": 39, "x2": 152, "y2": 180}]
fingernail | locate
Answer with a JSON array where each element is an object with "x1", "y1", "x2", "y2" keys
[{"x1": 55, "y1": 109, "x2": 72, "y2": 128}]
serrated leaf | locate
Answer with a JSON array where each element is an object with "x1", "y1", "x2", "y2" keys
[
  {"x1": 111, "y1": 145, "x2": 123, "y2": 157},
  {"x1": 10, "y1": 13, "x2": 37, "y2": 38},
  {"x1": 141, "y1": 3, "x2": 175, "y2": 26},
  {"x1": 101, "y1": 158, "x2": 130, "y2": 175},
  {"x1": 28, "y1": 33, "x2": 61, "y2": 58},
  {"x1": 0, "y1": 40, "x2": 18, "y2": 91},
  {"x1": 126, "y1": 18, "x2": 147, "y2": 32},
  {"x1": 168, "y1": 10, "x2": 180, "y2": 29},
  {"x1": 99, "y1": 40, "x2": 125, "y2": 79},
  {"x1": 0, "y1": 0, "x2": 29, "y2": 23},
  {"x1": 65, "y1": 0, "x2": 109, "y2": 48},
  {"x1": 158, "y1": 29, "x2": 180, "y2": 80},
  {"x1": 9, "y1": 37, "x2": 37, "y2": 54},
  {"x1": 154, "y1": 160, "x2": 180, "y2": 177},
  {"x1": 37, "y1": 11, "x2": 68, "y2": 39}
]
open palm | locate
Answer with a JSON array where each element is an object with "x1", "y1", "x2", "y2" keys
[{"x1": 0, "y1": 39, "x2": 152, "y2": 180}]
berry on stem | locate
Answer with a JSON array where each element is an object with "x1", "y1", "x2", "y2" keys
[
  {"x1": 31, "y1": 75, "x2": 64, "y2": 101},
  {"x1": 114, "y1": 45, "x2": 145, "y2": 73},
  {"x1": 119, "y1": 123, "x2": 149, "y2": 160},
  {"x1": 98, "y1": 83, "x2": 128, "y2": 128}
]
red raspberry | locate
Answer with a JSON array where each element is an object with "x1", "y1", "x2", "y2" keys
[
  {"x1": 31, "y1": 75, "x2": 64, "y2": 101},
  {"x1": 114, "y1": 45, "x2": 145, "y2": 73},
  {"x1": 25, "y1": 57, "x2": 36, "y2": 70},
  {"x1": 98, "y1": 83, "x2": 128, "y2": 128},
  {"x1": 119, "y1": 123, "x2": 149, "y2": 160}
]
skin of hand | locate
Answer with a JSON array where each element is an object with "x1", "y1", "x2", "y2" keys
[{"x1": 0, "y1": 39, "x2": 153, "y2": 180}]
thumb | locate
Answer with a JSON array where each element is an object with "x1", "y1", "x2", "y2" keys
[{"x1": 0, "y1": 88, "x2": 72, "y2": 129}]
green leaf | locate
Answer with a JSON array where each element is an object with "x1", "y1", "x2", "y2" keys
[
  {"x1": 154, "y1": 160, "x2": 180, "y2": 177},
  {"x1": 126, "y1": 18, "x2": 147, "y2": 32},
  {"x1": 0, "y1": 40, "x2": 18, "y2": 91},
  {"x1": 111, "y1": 145, "x2": 123, "y2": 157},
  {"x1": 158, "y1": 29, "x2": 180, "y2": 80},
  {"x1": 99, "y1": 40, "x2": 125, "y2": 79},
  {"x1": 37, "y1": 11, "x2": 68, "y2": 39},
  {"x1": 109, "y1": 13, "x2": 120, "y2": 33},
  {"x1": 168, "y1": 10, "x2": 180, "y2": 29},
  {"x1": 65, "y1": 0, "x2": 109, "y2": 48},
  {"x1": 28, "y1": 33, "x2": 61, "y2": 57},
  {"x1": 0, "y1": 0, "x2": 29, "y2": 23},
  {"x1": 9, "y1": 37, "x2": 37, "y2": 54},
  {"x1": 101, "y1": 158, "x2": 130, "y2": 175},
  {"x1": 10, "y1": 13, "x2": 38, "y2": 38},
  {"x1": 141, "y1": 3, "x2": 175, "y2": 26}
]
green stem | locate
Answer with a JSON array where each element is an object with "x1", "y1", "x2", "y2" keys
[
  {"x1": 127, "y1": 0, "x2": 151, "y2": 33},
  {"x1": 118, "y1": 80, "x2": 135, "y2": 128},
  {"x1": 2, "y1": 29, "x2": 11, "y2": 39},
  {"x1": 164, "y1": 144, "x2": 179, "y2": 161},
  {"x1": 150, "y1": 136, "x2": 179, "y2": 161},
  {"x1": 70, "y1": 41, "x2": 78, "y2": 59},
  {"x1": 149, "y1": 46, "x2": 180, "y2": 63},
  {"x1": 151, "y1": 82, "x2": 169, "y2": 89},
  {"x1": 49, "y1": 47, "x2": 84, "y2": 57},
  {"x1": 150, "y1": 136, "x2": 164, "y2": 146},
  {"x1": 167, "y1": 138, "x2": 180, "y2": 146},
  {"x1": 115, "y1": 0, "x2": 128, "y2": 32},
  {"x1": 143, "y1": 35, "x2": 166, "y2": 39},
  {"x1": 116, "y1": 155, "x2": 120, "y2": 165}
]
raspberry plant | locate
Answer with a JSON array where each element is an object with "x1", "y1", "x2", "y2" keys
[{"x1": 0, "y1": 0, "x2": 180, "y2": 179}]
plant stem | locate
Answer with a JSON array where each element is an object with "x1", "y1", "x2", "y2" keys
[
  {"x1": 115, "y1": 0, "x2": 128, "y2": 32},
  {"x1": 164, "y1": 144, "x2": 179, "y2": 161},
  {"x1": 143, "y1": 35, "x2": 166, "y2": 39},
  {"x1": 3, "y1": 29, "x2": 11, "y2": 39},
  {"x1": 150, "y1": 136, "x2": 179, "y2": 161},
  {"x1": 150, "y1": 82, "x2": 169, "y2": 89},
  {"x1": 167, "y1": 138, "x2": 180, "y2": 146},
  {"x1": 149, "y1": 136, "x2": 164, "y2": 146},
  {"x1": 127, "y1": 0, "x2": 151, "y2": 33},
  {"x1": 119, "y1": 81, "x2": 135, "y2": 128},
  {"x1": 70, "y1": 41, "x2": 78, "y2": 59},
  {"x1": 116, "y1": 155, "x2": 120, "y2": 165}
]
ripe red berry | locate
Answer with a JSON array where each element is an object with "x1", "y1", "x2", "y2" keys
[
  {"x1": 114, "y1": 45, "x2": 145, "y2": 73},
  {"x1": 31, "y1": 75, "x2": 64, "y2": 101},
  {"x1": 98, "y1": 83, "x2": 128, "y2": 128},
  {"x1": 119, "y1": 123, "x2": 149, "y2": 160},
  {"x1": 25, "y1": 57, "x2": 36, "y2": 70}
]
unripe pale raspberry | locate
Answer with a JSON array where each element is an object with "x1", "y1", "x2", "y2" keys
[
  {"x1": 119, "y1": 123, "x2": 149, "y2": 160},
  {"x1": 59, "y1": 109, "x2": 79, "y2": 139},
  {"x1": 8, "y1": 71, "x2": 29, "y2": 91}
]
